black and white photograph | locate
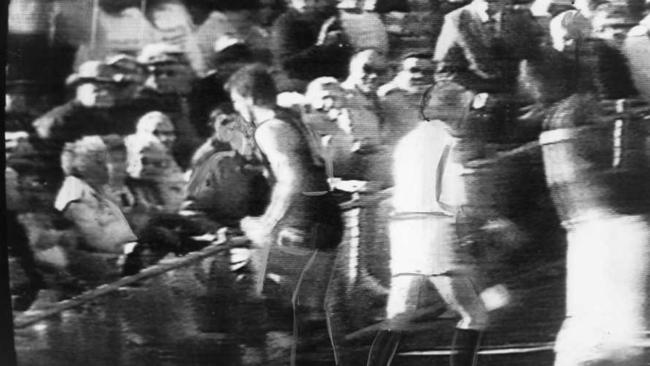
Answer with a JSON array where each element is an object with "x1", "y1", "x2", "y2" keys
[{"x1": 3, "y1": 0, "x2": 650, "y2": 365}]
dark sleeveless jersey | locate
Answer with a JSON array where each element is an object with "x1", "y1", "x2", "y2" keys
[{"x1": 253, "y1": 108, "x2": 342, "y2": 249}]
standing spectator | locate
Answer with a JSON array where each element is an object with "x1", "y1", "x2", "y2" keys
[
  {"x1": 429, "y1": 0, "x2": 542, "y2": 150},
  {"x1": 271, "y1": 0, "x2": 351, "y2": 91},
  {"x1": 226, "y1": 64, "x2": 343, "y2": 366},
  {"x1": 378, "y1": 52, "x2": 436, "y2": 145}
]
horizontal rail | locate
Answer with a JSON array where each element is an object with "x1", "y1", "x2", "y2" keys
[{"x1": 14, "y1": 236, "x2": 251, "y2": 329}]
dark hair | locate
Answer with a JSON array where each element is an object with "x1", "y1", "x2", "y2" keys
[{"x1": 225, "y1": 64, "x2": 277, "y2": 107}]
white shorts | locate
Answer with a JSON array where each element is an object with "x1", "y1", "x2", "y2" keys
[{"x1": 554, "y1": 215, "x2": 650, "y2": 366}]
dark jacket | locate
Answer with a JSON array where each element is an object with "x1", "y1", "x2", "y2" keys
[
  {"x1": 271, "y1": 9, "x2": 351, "y2": 83},
  {"x1": 433, "y1": 4, "x2": 542, "y2": 93}
]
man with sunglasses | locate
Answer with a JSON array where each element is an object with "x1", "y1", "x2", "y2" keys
[{"x1": 378, "y1": 51, "x2": 436, "y2": 146}]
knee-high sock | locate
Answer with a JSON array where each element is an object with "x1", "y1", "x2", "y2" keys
[
  {"x1": 450, "y1": 328, "x2": 481, "y2": 366},
  {"x1": 366, "y1": 330, "x2": 402, "y2": 366}
]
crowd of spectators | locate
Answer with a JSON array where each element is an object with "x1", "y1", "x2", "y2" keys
[{"x1": 6, "y1": 0, "x2": 650, "y2": 364}]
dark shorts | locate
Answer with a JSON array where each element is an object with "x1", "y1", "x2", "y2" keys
[{"x1": 275, "y1": 193, "x2": 344, "y2": 251}]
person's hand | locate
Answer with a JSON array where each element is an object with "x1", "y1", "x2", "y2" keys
[
  {"x1": 517, "y1": 103, "x2": 546, "y2": 124},
  {"x1": 321, "y1": 31, "x2": 345, "y2": 47},
  {"x1": 240, "y1": 216, "x2": 272, "y2": 246},
  {"x1": 316, "y1": 16, "x2": 340, "y2": 46}
]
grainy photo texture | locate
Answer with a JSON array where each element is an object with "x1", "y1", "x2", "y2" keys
[{"x1": 4, "y1": 0, "x2": 650, "y2": 365}]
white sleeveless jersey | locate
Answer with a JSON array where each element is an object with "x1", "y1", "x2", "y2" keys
[{"x1": 392, "y1": 120, "x2": 462, "y2": 214}]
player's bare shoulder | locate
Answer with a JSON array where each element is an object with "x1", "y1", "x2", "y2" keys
[{"x1": 254, "y1": 117, "x2": 301, "y2": 153}]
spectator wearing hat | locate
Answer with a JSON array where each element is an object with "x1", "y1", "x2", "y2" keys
[
  {"x1": 104, "y1": 54, "x2": 148, "y2": 106},
  {"x1": 33, "y1": 60, "x2": 137, "y2": 142},
  {"x1": 136, "y1": 43, "x2": 203, "y2": 169},
  {"x1": 271, "y1": 0, "x2": 351, "y2": 92},
  {"x1": 31, "y1": 60, "x2": 139, "y2": 187},
  {"x1": 378, "y1": 52, "x2": 436, "y2": 146}
]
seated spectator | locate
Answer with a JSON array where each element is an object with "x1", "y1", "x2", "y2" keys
[
  {"x1": 5, "y1": 65, "x2": 51, "y2": 133},
  {"x1": 184, "y1": 147, "x2": 270, "y2": 225},
  {"x1": 378, "y1": 52, "x2": 435, "y2": 145},
  {"x1": 7, "y1": 167, "x2": 45, "y2": 311},
  {"x1": 33, "y1": 60, "x2": 137, "y2": 142},
  {"x1": 271, "y1": 0, "x2": 351, "y2": 91},
  {"x1": 100, "y1": 134, "x2": 138, "y2": 214},
  {"x1": 129, "y1": 111, "x2": 178, "y2": 153},
  {"x1": 136, "y1": 43, "x2": 204, "y2": 168},
  {"x1": 55, "y1": 136, "x2": 138, "y2": 254},
  {"x1": 125, "y1": 112, "x2": 186, "y2": 213},
  {"x1": 31, "y1": 60, "x2": 141, "y2": 187},
  {"x1": 104, "y1": 54, "x2": 148, "y2": 106},
  {"x1": 191, "y1": 103, "x2": 242, "y2": 167}
]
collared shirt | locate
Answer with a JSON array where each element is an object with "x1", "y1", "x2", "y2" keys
[{"x1": 55, "y1": 176, "x2": 137, "y2": 253}]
